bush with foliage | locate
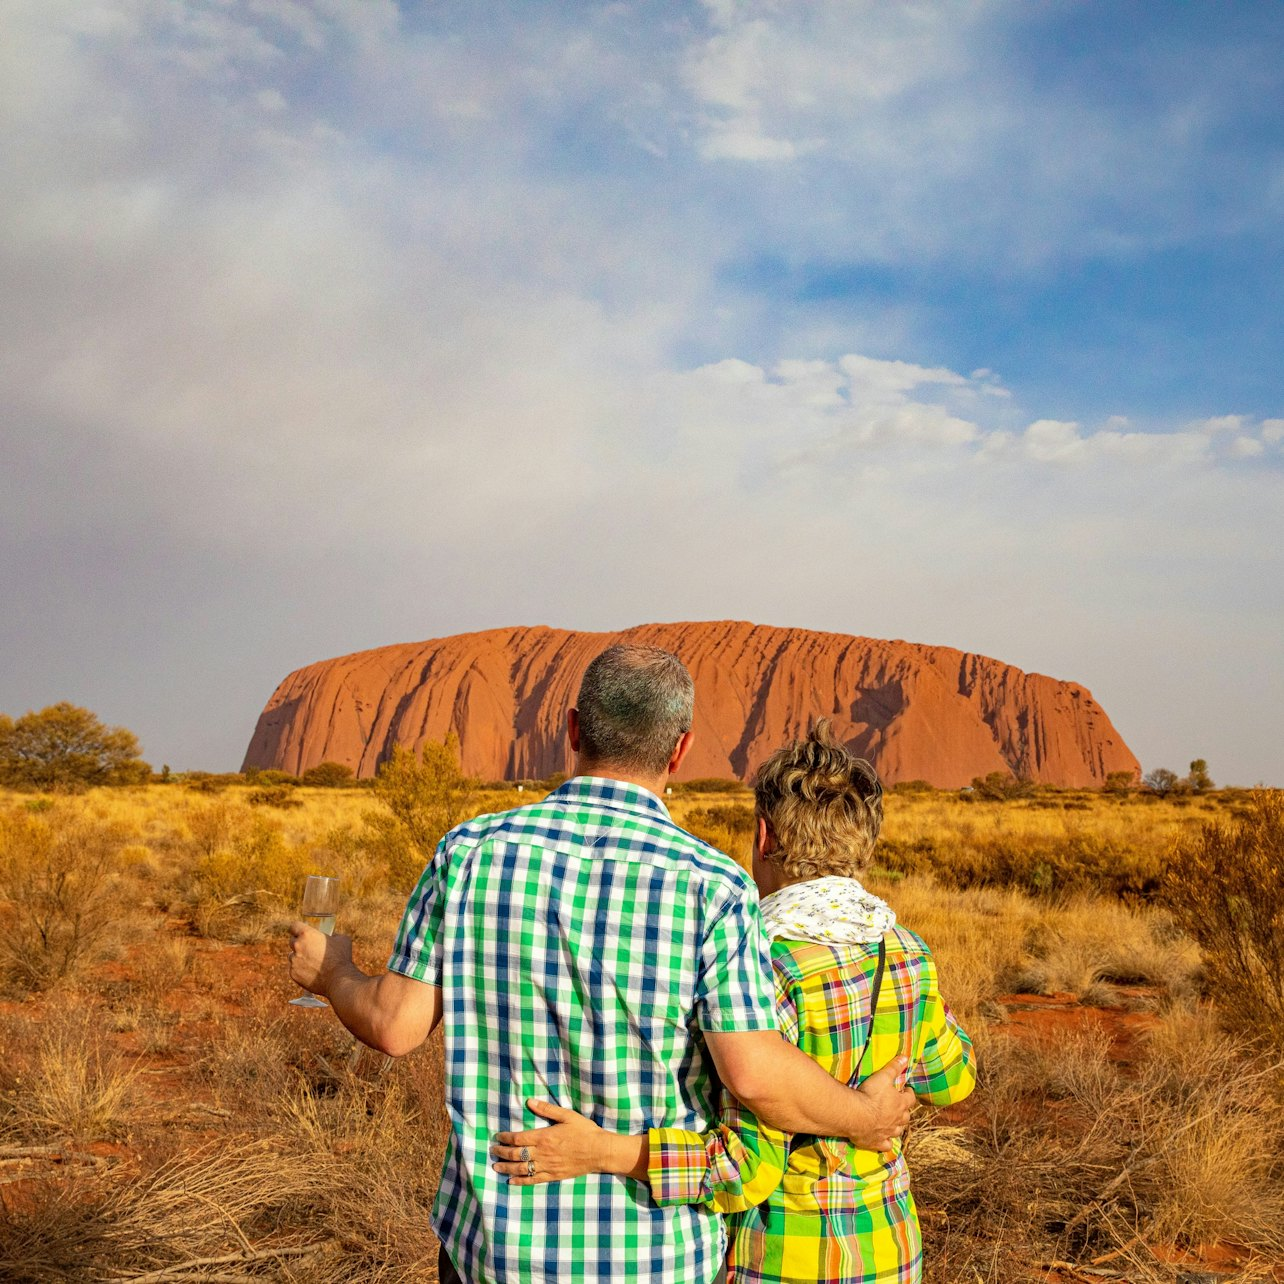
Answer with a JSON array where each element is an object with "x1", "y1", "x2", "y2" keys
[
  {"x1": 0, "y1": 703, "x2": 149, "y2": 791},
  {"x1": 970, "y1": 771, "x2": 1036, "y2": 801},
  {"x1": 1164, "y1": 790, "x2": 1284, "y2": 1051},
  {"x1": 1102, "y1": 770, "x2": 1137, "y2": 795},
  {"x1": 301, "y1": 761, "x2": 357, "y2": 788},
  {"x1": 0, "y1": 805, "x2": 130, "y2": 989},
  {"x1": 1186, "y1": 758, "x2": 1214, "y2": 792},
  {"x1": 362, "y1": 737, "x2": 475, "y2": 887},
  {"x1": 191, "y1": 811, "x2": 309, "y2": 936}
]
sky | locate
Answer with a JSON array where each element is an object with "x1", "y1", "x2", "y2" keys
[{"x1": 3, "y1": 0, "x2": 1283, "y2": 784}]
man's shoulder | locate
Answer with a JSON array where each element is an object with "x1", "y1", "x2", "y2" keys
[{"x1": 442, "y1": 796, "x2": 756, "y2": 894}]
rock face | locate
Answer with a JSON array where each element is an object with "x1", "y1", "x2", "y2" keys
[{"x1": 242, "y1": 622, "x2": 1139, "y2": 789}]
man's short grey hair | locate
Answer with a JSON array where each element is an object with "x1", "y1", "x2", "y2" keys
[{"x1": 575, "y1": 644, "x2": 694, "y2": 777}]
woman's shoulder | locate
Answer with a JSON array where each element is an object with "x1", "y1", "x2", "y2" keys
[{"x1": 884, "y1": 923, "x2": 936, "y2": 964}]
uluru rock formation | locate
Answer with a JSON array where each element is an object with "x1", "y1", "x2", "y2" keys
[{"x1": 242, "y1": 622, "x2": 1139, "y2": 789}]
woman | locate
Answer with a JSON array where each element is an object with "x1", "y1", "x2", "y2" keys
[{"x1": 491, "y1": 721, "x2": 975, "y2": 1283}]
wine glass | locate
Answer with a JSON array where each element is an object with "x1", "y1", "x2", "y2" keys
[{"x1": 290, "y1": 874, "x2": 340, "y2": 1009}]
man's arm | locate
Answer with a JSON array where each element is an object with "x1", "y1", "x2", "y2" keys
[
  {"x1": 704, "y1": 1030, "x2": 910, "y2": 1150},
  {"x1": 289, "y1": 922, "x2": 441, "y2": 1057}
]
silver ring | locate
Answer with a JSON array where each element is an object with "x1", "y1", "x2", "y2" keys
[
  {"x1": 526, "y1": 1159, "x2": 536, "y2": 1177},
  {"x1": 520, "y1": 1146, "x2": 530, "y2": 1163}
]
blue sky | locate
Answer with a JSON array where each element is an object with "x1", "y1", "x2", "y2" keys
[{"x1": 2, "y1": 0, "x2": 1282, "y2": 783}]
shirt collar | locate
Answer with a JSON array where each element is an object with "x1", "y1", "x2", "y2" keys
[{"x1": 551, "y1": 774, "x2": 673, "y2": 821}]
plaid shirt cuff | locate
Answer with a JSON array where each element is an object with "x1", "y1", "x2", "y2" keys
[{"x1": 647, "y1": 1128, "x2": 711, "y2": 1206}]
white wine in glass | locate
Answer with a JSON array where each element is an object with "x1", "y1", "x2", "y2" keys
[{"x1": 290, "y1": 874, "x2": 340, "y2": 1009}]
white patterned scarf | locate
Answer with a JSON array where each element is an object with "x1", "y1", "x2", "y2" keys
[{"x1": 758, "y1": 875, "x2": 896, "y2": 945}]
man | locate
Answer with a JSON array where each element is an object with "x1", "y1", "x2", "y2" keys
[{"x1": 290, "y1": 643, "x2": 911, "y2": 1284}]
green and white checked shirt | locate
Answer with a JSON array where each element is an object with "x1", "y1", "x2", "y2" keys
[{"x1": 389, "y1": 776, "x2": 778, "y2": 1284}]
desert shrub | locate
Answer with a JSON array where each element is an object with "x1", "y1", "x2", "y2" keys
[
  {"x1": 179, "y1": 770, "x2": 242, "y2": 792},
  {"x1": 681, "y1": 803, "x2": 755, "y2": 864},
  {"x1": 0, "y1": 806, "x2": 131, "y2": 989},
  {"x1": 5, "y1": 1014, "x2": 140, "y2": 1142},
  {"x1": 301, "y1": 761, "x2": 356, "y2": 787},
  {"x1": 247, "y1": 785, "x2": 303, "y2": 808},
  {"x1": 891, "y1": 779, "x2": 935, "y2": 794},
  {"x1": 360, "y1": 738, "x2": 475, "y2": 887},
  {"x1": 1102, "y1": 770, "x2": 1136, "y2": 795},
  {"x1": 249, "y1": 768, "x2": 299, "y2": 787},
  {"x1": 969, "y1": 771, "x2": 1036, "y2": 801},
  {"x1": 671, "y1": 777, "x2": 748, "y2": 794},
  {"x1": 1164, "y1": 789, "x2": 1284, "y2": 1050},
  {"x1": 0, "y1": 703, "x2": 149, "y2": 791},
  {"x1": 191, "y1": 813, "x2": 310, "y2": 936}
]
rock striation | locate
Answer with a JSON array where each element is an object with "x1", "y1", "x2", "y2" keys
[{"x1": 242, "y1": 622, "x2": 1138, "y2": 789}]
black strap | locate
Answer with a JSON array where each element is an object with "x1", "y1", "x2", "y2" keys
[
  {"x1": 855, "y1": 936, "x2": 888, "y2": 1085},
  {"x1": 780, "y1": 935, "x2": 889, "y2": 1170}
]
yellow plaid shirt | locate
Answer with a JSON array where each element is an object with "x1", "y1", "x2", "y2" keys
[{"x1": 647, "y1": 924, "x2": 975, "y2": 1283}]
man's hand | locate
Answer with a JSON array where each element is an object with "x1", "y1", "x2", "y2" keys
[
  {"x1": 850, "y1": 1056, "x2": 913, "y2": 1151},
  {"x1": 289, "y1": 922, "x2": 353, "y2": 999}
]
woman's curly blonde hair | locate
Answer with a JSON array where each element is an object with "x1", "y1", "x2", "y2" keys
[{"x1": 751, "y1": 719, "x2": 884, "y2": 881}]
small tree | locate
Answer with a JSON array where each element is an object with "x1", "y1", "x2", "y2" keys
[
  {"x1": 1143, "y1": 767, "x2": 1180, "y2": 798},
  {"x1": 1164, "y1": 791, "x2": 1284, "y2": 1050},
  {"x1": 0, "y1": 703, "x2": 148, "y2": 791},
  {"x1": 302, "y1": 761, "x2": 356, "y2": 788},
  {"x1": 1102, "y1": 770, "x2": 1136, "y2": 796},
  {"x1": 1186, "y1": 758, "x2": 1214, "y2": 792},
  {"x1": 363, "y1": 736, "x2": 474, "y2": 886}
]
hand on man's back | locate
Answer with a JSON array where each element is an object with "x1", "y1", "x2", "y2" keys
[{"x1": 851, "y1": 1055, "x2": 913, "y2": 1151}]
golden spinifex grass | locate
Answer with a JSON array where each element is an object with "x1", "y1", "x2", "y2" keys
[{"x1": 0, "y1": 780, "x2": 1280, "y2": 1281}]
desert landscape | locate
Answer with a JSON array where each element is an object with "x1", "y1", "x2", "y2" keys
[{"x1": 2, "y1": 735, "x2": 1281, "y2": 1282}]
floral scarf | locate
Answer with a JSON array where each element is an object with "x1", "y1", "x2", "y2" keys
[{"x1": 758, "y1": 875, "x2": 895, "y2": 945}]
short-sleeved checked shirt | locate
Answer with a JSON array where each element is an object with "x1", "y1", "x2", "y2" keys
[
  {"x1": 647, "y1": 924, "x2": 976, "y2": 1284},
  {"x1": 389, "y1": 776, "x2": 779, "y2": 1284}
]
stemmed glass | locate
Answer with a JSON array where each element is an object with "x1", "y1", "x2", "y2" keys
[{"x1": 290, "y1": 874, "x2": 340, "y2": 1008}]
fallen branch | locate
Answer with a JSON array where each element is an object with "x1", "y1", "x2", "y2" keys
[{"x1": 120, "y1": 1244, "x2": 327, "y2": 1282}]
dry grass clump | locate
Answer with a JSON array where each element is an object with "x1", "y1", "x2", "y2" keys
[
  {"x1": 1165, "y1": 789, "x2": 1284, "y2": 1053},
  {"x1": 0, "y1": 1025, "x2": 450, "y2": 1283},
  {"x1": 2, "y1": 1013, "x2": 140, "y2": 1144}
]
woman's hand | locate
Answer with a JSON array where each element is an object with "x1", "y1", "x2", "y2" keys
[{"x1": 491, "y1": 1100, "x2": 639, "y2": 1185}]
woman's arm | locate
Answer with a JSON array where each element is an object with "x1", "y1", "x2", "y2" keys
[
  {"x1": 907, "y1": 951, "x2": 976, "y2": 1106},
  {"x1": 490, "y1": 1096, "x2": 790, "y2": 1213}
]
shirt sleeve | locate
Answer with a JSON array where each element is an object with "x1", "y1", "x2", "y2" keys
[
  {"x1": 386, "y1": 834, "x2": 452, "y2": 984},
  {"x1": 649, "y1": 964, "x2": 793, "y2": 1210},
  {"x1": 907, "y1": 950, "x2": 977, "y2": 1106},
  {"x1": 692, "y1": 879, "x2": 778, "y2": 1033}
]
